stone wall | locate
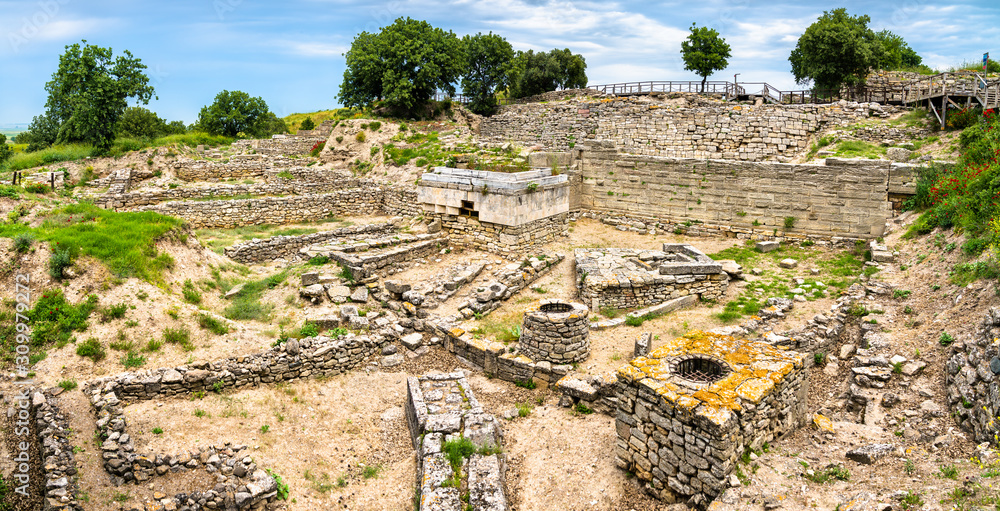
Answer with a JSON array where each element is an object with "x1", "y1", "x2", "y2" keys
[
  {"x1": 481, "y1": 95, "x2": 892, "y2": 161},
  {"x1": 438, "y1": 212, "x2": 568, "y2": 256},
  {"x1": 99, "y1": 179, "x2": 359, "y2": 211},
  {"x1": 406, "y1": 372, "x2": 508, "y2": 511},
  {"x1": 614, "y1": 332, "x2": 808, "y2": 507},
  {"x1": 947, "y1": 307, "x2": 1000, "y2": 444},
  {"x1": 576, "y1": 245, "x2": 729, "y2": 310},
  {"x1": 324, "y1": 235, "x2": 445, "y2": 279},
  {"x1": 224, "y1": 222, "x2": 397, "y2": 263},
  {"x1": 135, "y1": 186, "x2": 420, "y2": 228},
  {"x1": 173, "y1": 155, "x2": 303, "y2": 181},
  {"x1": 519, "y1": 300, "x2": 590, "y2": 363},
  {"x1": 579, "y1": 142, "x2": 893, "y2": 239}
]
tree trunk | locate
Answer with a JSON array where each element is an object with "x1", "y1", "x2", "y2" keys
[{"x1": 701, "y1": 76, "x2": 707, "y2": 94}]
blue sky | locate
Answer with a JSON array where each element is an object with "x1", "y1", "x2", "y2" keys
[{"x1": 1, "y1": 0, "x2": 997, "y2": 125}]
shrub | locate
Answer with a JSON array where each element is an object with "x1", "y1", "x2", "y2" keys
[
  {"x1": 939, "y1": 332, "x2": 955, "y2": 346},
  {"x1": 266, "y1": 469, "x2": 290, "y2": 500},
  {"x1": 309, "y1": 141, "x2": 325, "y2": 157},
  {"x1": 121, "y1": 351, "x2": 147, "y2": 368},
  {"x1": 368, "y1": 121, "x2": 381, "y2": 131},
  {"x1": 27, "y1": 290, "x2": 98, "y2": 349},
  {"x1": 299, "y1": 117, "x2": 315, "y2": 131},
  {"x1": 298, "y1": 322, "x2": 319, "y2": 338},
  {"x1": 182, "y1": 279, "x2": 202, "y2": 304},
  {"x1": 442, "y1": 437, "x2": 477, "y2": 473},
  {"x1": 162, "y1": 327, "x2": 194, "y2": 351},
  {"x1": 574, "y1": 402, "x2": 594, "y2": 414},
  {"x1": 198, "y1": 314, "x2": 229, "y2": 335},
  {"x1": 48, "y1": 245, "x2": 74, "y2": 279},
  {"x1": 13, "y1": 233, "x2": 33, "y2": 252},
  {"x1": 76, "y1": 338, "x2": 106, "y2": 362},
  {"x1": 784, "y1": 216, "x2": 796, "y2": 229},
  {"x1": 355, "y1": 131, "x2": 366, "y2": 143},
  {"x1": 335, "y1": 136, "x2": 343, "y2": 143},
  {"x1": 152, "y1": 427, "x2": 163, "y2": 435},
  {"x1": 99, "y1": 302, "x2": 129, "y2": 323},
  {"x1": 25, "y1": 183, "x2": 49, "y2": 194},
  {"x1": 58, "y1": 379, "x2": 78, "y2": 391}
]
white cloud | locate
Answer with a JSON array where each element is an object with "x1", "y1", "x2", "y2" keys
[{"x1": 286, "y1": 42, "x2": 348, "y2": 57}]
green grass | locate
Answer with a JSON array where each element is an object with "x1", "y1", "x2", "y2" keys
[
  {"x1": 120, "y1": 351, "x2": 147, "y2": 368},
  {"x1": 58, "y1": 379, "x2": 78, "y2": 391},
  {"x1": 803, "y1": 463, "x2": 850, "y2": 483},
  {"x1": 2, "y1": 143, "x2": 92, "y2": 171},
  {"x1": 213, "y1": 270, "x2": 287, "y2": 322},
  {"x1": 831, "y1": 140, "x2": 886, "y2": 159},
  {"x1": 195, "y1": 223, "x2": 339, "y2": 253},
  {"x1": 198, "y1": 314, "x2": 229, "y2": 335},
  {"x1": 76, "y1": 338, "x2": 106, "y2": 362},
  {"x1": 162, "y1": 327, "x2": 195, "y2": 351},
  {"x1": 0, "y1": 203, "x2": 182, "y2": 285}
]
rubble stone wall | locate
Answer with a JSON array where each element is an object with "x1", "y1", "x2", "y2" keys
[
  {"x1": 224, "y1": 222, "x2": 397, "y2": 263},
  {"x1": 135, "y1": 187, "x2": 420, "y2": 228},
  {"x1": 947, "y1": 307, "x2": 1000, "y2": 444}
]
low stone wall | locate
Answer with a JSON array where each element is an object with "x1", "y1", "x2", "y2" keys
[
  {"x1": 232, "y1": 135, "x2": 327, "y2": 156},
  {"x1": 325, "y1": 235, "x2": 445, "y2": 279},
  {"x1": 135, "y1": 186, "x2": 420, "y2": 228},
  {"x1": 575, "y1": 245, "x2": 728, "y2": 310},
  {"x1": 947, "y1": 307, "x2": 1000, "y2": 444},
  {"x1": 454, "y1": 254, "x2": 565, "y2": 318},
  {"x1": 438, "y1": 212, "x2": 568, "y2": 256},
  {"x1": 406, "y1": 372, "x2": 508, "y2": 511},
  {"x1": 99, "y1": 180, "x2": 357, "y2": 211},
  {"x1": 173, "y1": 155, "x2": 303, "y2": 181},
  {"x1": 614, "y1": 332, "x2": 808, "y2": 507},
  {"x1": 224, "y1": 222, "x2": 397, "y2": 263}
]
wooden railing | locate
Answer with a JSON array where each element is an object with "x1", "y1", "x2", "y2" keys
[
  {"x1": 902, "y1": 72, "x2": 1000, "y2": 108},
  {"x1": 587, "y1": 81, "x2": 744, "y2": 97}
]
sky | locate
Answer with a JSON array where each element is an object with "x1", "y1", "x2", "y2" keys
[{"x1": 1, "y1": 0, "x2": 998, "y2": 125}]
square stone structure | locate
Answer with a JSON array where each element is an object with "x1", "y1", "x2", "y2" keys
[
  {"x1": 417, "y1": 167, "x2": 570, "y2": 254},
  {"x1": 576, "y1": 243, "x2": 728, "y2": 310},
  {"x1": 614, "y1": 331, "x2": 807, "y2": 507}
]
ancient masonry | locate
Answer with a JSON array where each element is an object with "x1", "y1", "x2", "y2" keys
[
  {"x1": 406, "y1": 372, "x2": 507, "y2": 511},
  {"x1": 576, "y1": 244, "x2": 729, "y2": 311},
  {"x1": 417, "y1": 167, "x2": 570, "y2": 254},
  {"x1": 947, "y1": 307, "x2": 1000, "y2": 443},
  {"x1": 81, "y1": 332, "x2": 385, "y2": 510},
  {"x1": 480, "y1": 94, "x2": 896, "y2": 161},
  {"x1": 614, "y1": 331, "x2": 808, "y2": 508},
  {"x1": 223, "y1": 221, "x2": 397, "y2": 263},
  {"x1": 576, "y1": 142, "x2": 894, "y2": 239},
  {"x1": 518, "y1": 300, "x2": 591, "y2": 364}
]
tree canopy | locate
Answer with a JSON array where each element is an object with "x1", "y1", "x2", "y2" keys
[
  {"x1": 34, "y1": 40, "x2": 155, "y2": 153},
  {"x1": 461, "y1": 32, "x2": 514, "y2": 115},
  {"x1": 508, "y1": 49, "x2": 588, "y2": 99},
  {"x1": 0, "y1": 135, "x2": 12, "y2": 164},
  {"x1": 680, "y1": 24, "x2": 732, "y2": 92},
  {"x1": 196, "y1": 90, "x2": 285, "y2": 138},
  {"x1": 116, "y1": 107, "x2": 185, "y2": 139},
  {"x1": 338, "y1": 17, "x2": 465, "y2": 113},
  {"x1": 874, "y1": 30, "x2": 922, "y2": 70},
  {"x1": 789, "y1": 9, "x2": 885, "y2": 91}
]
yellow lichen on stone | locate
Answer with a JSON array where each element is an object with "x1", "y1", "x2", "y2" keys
[
  {"x1": 736, "y1": 378, "x2": 774, "y2": 403},
  {"x1": 813, "y1": 413, "x2": 835, "y2": 433},
  {"x1": 695, "y1": 403, "x2": 733, "y2": 426},
  {"x1": 449, "y1": 327, "x2": 466, "y2": 338},
  {"x1": 617, "y1": 365, "x2": 646, "y2": 383}
]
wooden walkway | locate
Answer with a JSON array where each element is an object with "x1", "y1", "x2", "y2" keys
[{"x1": 901, "y1": 72, "x2": 1000, "y2": 127}]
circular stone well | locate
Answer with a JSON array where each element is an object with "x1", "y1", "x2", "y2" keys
[
  {"x1": 519, "y1": 299, "x2": 590, "y2": 363},
  {"x1": 669, "y1": 354, "x2": 730, "y2": 384}
]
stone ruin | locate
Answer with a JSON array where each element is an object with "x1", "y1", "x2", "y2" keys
[
  {"x1": 614, "y1": 331, "x2": 807, "y2": 508},
  {"x1": 406, "y1": 372, "x2": 507, "y2": 511},
  {"x1": 576, "y1": 243, "x2": 729, "y2": 311},
  {"x1": 417, "y1": 167, "x2": 570, "y2": 254},
  {"x1": 518, "y1": 299, "x2": 590, "y2": 364}
]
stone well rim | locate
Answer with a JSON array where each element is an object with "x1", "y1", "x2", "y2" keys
[{"x1": 526, "y1": 299, "x2": 589, "y2": 319}]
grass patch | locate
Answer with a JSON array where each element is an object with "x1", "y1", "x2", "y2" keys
[
  {"x1": 2, "y1": 143, "x2": 93, "y2": 171},
  {"x1": 76, "y1": 338, "x2": 106, "y2": 362},
  {"x1": 58, "y1": 379, "x2": 78, "y2": 391},
  {"x1": 162, "y1": 327, "x2": 195, "y2": 351},
  {"x1": 803, "y1": 463, "x2": 850, "y2": 483},
  {"x1": 831, "y1": 140, "x2": 886, "y2": 159},
  {"x1": 218, "y1": 270, "x2": 287, "y2": 322},
  {"x1": 120, "y1": 351, "x2": 147, "y2": 368},
  {"x1": 0, "y1": 203, "x2": 181, "y2": 285},
  {"x1": 198, "y1": 314, "x2": 229, "y2": 335}
]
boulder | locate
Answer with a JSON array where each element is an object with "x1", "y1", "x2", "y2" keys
[
  {"x1": 756, "y1": 241, "x2": 780, "y2": 253},
  {"x1": 299, "y1": 284, "x2": 326, "y2": 304},
  {"x1": 350, "y1": 287, "x2": 369, "y2": 303},
  {"x1": 845, "y1": 444, "x2": 896, "y2": 464}
]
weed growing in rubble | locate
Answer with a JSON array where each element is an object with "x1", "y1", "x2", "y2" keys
[{"x1": 939, "y1": 332, "x2": 956, "y2": 346}]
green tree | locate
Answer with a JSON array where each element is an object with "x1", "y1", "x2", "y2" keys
[
  {"x1": 680, "y1": 24, "x2": 732, "y2": 93},
  {"x1": 338, "y1": 18, "x2": 465, "y2": 113},
  {"x1": 874, "y1": 30, "x2": 922, "y2": 70},
  {"x1": 196, "y1": 90, "x2": 272, "y2": 138},
  {"x1": 116, "y1": 106, "x2": 166, "y2": 139},
  {"x1": 789, "y1": 9, "x2": 885, "y2": 91},
  {"x1": 509, "y1": 49, "x2": 588, "y2": 99},
  {"x1": 257, "y1": 112, "x2": 289, "y2": 137},
  {"x1": 0, "y1": 134, "x2": 12, "y2": 164},
  {"x1": 17, "y1": 113, "x2": 60, "y2": 152},
  {"x1": 461, "y1": 32, "x2": 514, "y2": 115},
  {"x1": 42, "y1": 40, "x2": 156, "y2": 153},
  {"x1": 299, "y1": 116, "x2": 315, "y2": 131}
]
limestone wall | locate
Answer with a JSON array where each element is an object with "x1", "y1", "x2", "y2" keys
[
  {"x1": 135, "y1": 186, "x2": 420, "y2": 228},
  {"x1": 438, "y1": 212, "x2": 568, "y2": 256},
  {"x1": 579, "y1": 142, "x2": 893, "y2": 239},
  {"x1": 98, "y1": 180, "x2": 358, "y2": 211},
  {"x1": 947, "y1": 307, "x2": 1000, "y2": 444},
  {"x1": 173, "y1": 155, "x2": 304, "y2": 181},
  {"x1": 481, "y1": 96, "x2": 890, "y2": 161}
]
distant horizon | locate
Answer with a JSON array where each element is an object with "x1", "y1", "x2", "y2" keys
[{"x1": 1, "y1": 1, "x2": 997, "y2": 125}]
